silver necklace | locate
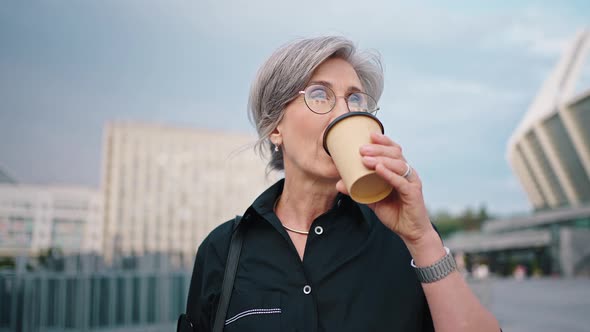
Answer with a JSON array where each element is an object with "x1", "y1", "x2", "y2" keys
[
  {"x1": 273, "y1": 195, "x2": 309, "y2": 235},
  {"x1": 282, "y1": 224, "x2": 309, "y2": 235}
]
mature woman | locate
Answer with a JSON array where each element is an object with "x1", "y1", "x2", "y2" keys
[{"x1": 185, "y1": 36, "x2": 501, "y2": 332}]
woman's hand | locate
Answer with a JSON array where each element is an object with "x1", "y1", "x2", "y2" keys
[{"x1": 336, "y1": 132, "x2": 434, "y2": 244}]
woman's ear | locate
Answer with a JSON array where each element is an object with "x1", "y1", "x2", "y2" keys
[{"x1": 269, "y1": 126, "x2": 282, "y2": 146}]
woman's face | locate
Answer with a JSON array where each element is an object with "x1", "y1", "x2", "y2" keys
[{"x1": 275, "y1": 57, "x2": 364, "y2": 183}]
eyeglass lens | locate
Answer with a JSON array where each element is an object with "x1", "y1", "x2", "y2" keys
[{"x1": 303, "y1": 84, "x2": 377, "y2": 115}]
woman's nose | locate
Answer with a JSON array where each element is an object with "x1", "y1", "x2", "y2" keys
[{"x1": 331, "y1": 96, "x2": 350, "y2": 118}]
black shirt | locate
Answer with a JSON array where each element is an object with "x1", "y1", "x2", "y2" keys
[{"x1": 188, "y1": 179, "x2": 434, "y2": 332}]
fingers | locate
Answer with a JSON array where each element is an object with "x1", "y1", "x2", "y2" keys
[
  {"x1": 369, "y1": 132, "x2": 397, "y2": 146},
  {"x1": 359, "y1": 133, "x2": 419, "y2": 184},
  {"x1": 360, "y1": 133, "x2": 404, "y2": 161},
  {"x1": 374, "y1": 163, "x2": 418, "y2": 196},
  {"x1": 361, "y1": 156, "x2": 408, "y2": 177},
  {"x1": 360, "y1": 143, "x2": 403, "y2": 160}
]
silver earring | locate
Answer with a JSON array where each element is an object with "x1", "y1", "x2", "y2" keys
[{"x1": 274, "y1": 144, "x2": 279, "y2": 152}]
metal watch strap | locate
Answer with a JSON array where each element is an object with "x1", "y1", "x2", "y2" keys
[{"x1": 411, "y1": 247, "x2": 457, "y2": 283}]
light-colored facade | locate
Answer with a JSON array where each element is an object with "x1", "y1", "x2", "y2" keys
[
  {"x1": 447, "y1": 30, "x2": 590, "y2": 278},
  {"x1": 507, "y1": 30, "x2": 590, "y2": 210},
  {"x1": 101, "y1": 122, "x2": 273, "y2": 264},
  {"x1": 0, "y1": 184, "x2": 103, "y2": 257}
]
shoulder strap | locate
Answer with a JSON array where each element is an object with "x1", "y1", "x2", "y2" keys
[{"x1": 212, "y1": 215, "x2": 244, "y2": 332}]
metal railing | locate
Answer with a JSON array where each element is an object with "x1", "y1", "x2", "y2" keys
[
  {"x1": 0, "y1": 255, "x2": 495, "y2": 332},
  {"x1": 0, "y1": 268, "x2": 191, "y2": 332}
]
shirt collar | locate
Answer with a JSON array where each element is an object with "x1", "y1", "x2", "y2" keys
[
  {"x1": 251, "y1": 178, "x2": 285, "y2": 216},
  {"x1": 246, "y1": 178, "x2": 368, "y2": 226}
]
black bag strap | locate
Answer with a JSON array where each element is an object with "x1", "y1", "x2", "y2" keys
[{"x1": 212, "y1": 215, "x2": 244, "y2": 332}]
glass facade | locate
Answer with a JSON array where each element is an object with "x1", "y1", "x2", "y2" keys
[
  {"x1": 544, "y1": 114, "x2": 590, "y2": 201},
  {"x1": 0, "y1": 185, "x2": 102, "y2": 256},
  {"x1": 515, "y1": 144, "x2": 548, "y2": 209},
  {"x1": 0, "y1": 216, "x2": 34, "y2": 249},
  {"x1": 569, "y1": 96, "x2": 590, "y2": 148},
  {"x1": 51, "y1": 218, "x2": 85, "y2": 250},
  {"x1": 525, "y1": 131, "x2": 569, "y2": 207}
]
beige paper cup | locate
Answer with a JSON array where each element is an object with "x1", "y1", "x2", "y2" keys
[{"x1": 323, "y1": 112, "x2": 393, "y2": 204}]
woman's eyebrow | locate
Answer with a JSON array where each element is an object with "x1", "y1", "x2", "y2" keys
[
  {"x1": 308, "y1": 80, "x2": 363, "y2": 93},
  {"x1": 308, "y1": 80, "x2": 333, "y2": 87}
]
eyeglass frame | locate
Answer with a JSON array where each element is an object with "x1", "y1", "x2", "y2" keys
[{"x1": 297, "y1": 83, "x2": 380, "y2": 115}]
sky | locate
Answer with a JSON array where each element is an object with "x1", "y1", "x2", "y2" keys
[{"x1": 0, "y1": 1, "x2": 589, "y2": 216}]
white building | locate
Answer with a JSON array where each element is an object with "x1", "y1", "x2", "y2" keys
[
  {"x1": 507, "y1": 30, "x2": 590, "y2": 210},
  {"x1": 0, "y1": 184, "x2": 103, "y2": 257},
  {"x1": 101, "y1": 122, "x2": 274, "y2": 265}
]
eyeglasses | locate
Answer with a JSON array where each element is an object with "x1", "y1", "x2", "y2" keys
[{"x1": 298, "y1": 84, "x2": 380, "y2": 115}]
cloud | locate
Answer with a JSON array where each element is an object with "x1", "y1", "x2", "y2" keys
[
  {"x1": 427, "y1": 175, "x2": 531, "y2": 216},
  {"x1": 398, "y1": 76, "x2": 525, "y2": 105},
  {"x1": 161, "y1": 1, "x2": 586, "y2": 61},
  {"x1": 480, "y1": 6, "x2": 583, "y2": 57},
  {"x1": 379, "y1": 74, "x2": 528, "y2": 134},
  {"x1": 2, "y1": 1, "x2": 587, "y2": 214}
]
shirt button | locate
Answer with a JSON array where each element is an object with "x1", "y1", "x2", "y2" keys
[
  {"x1": 303, "y1": 285, "x2": 312, "y2": 295},
  {"x1": 314, "y1": 226, "x2": 323, "y2": 235}
]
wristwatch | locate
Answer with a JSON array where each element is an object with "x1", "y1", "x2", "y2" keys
[{"x1": 411, "y1": 247, "x2": 457, "y2": 283}]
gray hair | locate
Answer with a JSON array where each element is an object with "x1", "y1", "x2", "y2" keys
[{"x1": 248, "y1": 36, "x2": 384, "y2": 172}]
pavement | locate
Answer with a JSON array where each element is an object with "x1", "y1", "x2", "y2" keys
[{"x1": 485, "y1": 278, "x2": 590, "y2": 332}]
